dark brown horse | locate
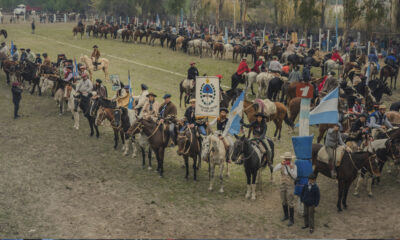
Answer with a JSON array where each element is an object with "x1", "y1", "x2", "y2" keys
[
  {"x1": 0, "y1": 29, "x2": 7, "y2": 39},
  {"x1": 122, "y1": 29, "x2": 133, "y2": 42},
  {"x1": 212, "y1": 42, "x2": 224, "y2": 59},
  {"x1": 127, "y1": 118, "x2": 170, "y2": 177},
  {"x1": 73, "y1": 25, "x2": 85, "y2": 39},
  {"x1": 233, "y1": 45, "x2": 242, "y2": 63},
  {"x1": 312, "y1": 144, "x2": 380, "y2": 211},
  {"x1": 177, "y1": 127, "x2": 201, "y2": 180},
  {"x1": 380, "y1": 65, "x2": 398, "y2": 89},
  {"x1": 243, "y1": 99, "x2": 294, "y2": 140}
]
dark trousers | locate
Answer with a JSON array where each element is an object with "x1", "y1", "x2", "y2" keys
[
  {"x1": 13, "y1": 100, "x2": 20, "y2": 117},
  {"x1": 231, "y1": 73, "x2": 244, "y2": 90},
  {"x1": 304, "y1": 205, "x2": 315, "y2": 228}
]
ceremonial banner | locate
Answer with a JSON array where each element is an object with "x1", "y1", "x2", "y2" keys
[
  {"x1": 110, "y1": 74, "x2": 121, "y2": 91},
  {"x1": 195, "y1": 76, "x2": 220, "y2": 118}
]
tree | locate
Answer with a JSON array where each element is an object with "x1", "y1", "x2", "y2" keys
[
  {"x1": 298, "y1": 0, "x2": 320, "y2": 33},
  {"x1": 362, "y1": 0, "x2": 385, "y2": 40},
  {"x1": 342, "y1": 0, "x2": 363, "y2": 48},
  {"x1": 320, "y1": 0, "x2": 327, "y2": 29},
  {"x1": 215, "y1": 0, "x2": 224, "y2": 31}
]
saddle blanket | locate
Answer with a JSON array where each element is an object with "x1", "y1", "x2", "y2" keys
[
  {"x1": 255, "y1": 98, "x2": 277, "y2": 117},
  {"x1": 317, "y1": 145, "x2": 346, "y2": 167},
  {"x1": 182, "y1": 79, "x2": 194, "y2": 89}
]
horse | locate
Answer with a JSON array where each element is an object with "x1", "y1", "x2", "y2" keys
[
  {"x1": 0, "y1": 29, "x2": 8, "y2": 39},
  {"x1": 267, "y1": 77, "x2": 284, "y2": 101},
  {"x1": 74, "y1": 93, "x2": 100, "y2": 138},
  {"x1": 212, "y1": 42, "x2": 224, "y2": 59},
  {"x1": 242, "y1": 44, "x2": 256, "y2": 63},
  {"x1": 244, "y1": 71, "x2": 258, "y2": 95},
  {"x1": 386, "y1": 111, "x2": 400, "y2": 126},
  {"x1": 127, "y1": 118, "x2": 170, "y2": 177},
  {"x1": 73, "y1": 25, "x2": 85, "y2": 39},
  {"x1": 179, "y1": 79, "x2": 195, "y2": 108},
  {"x1": 231, "y1": 135, "x2": 274, "y2": 200},
  {"x1": 324, "y1": 59, "x2": 343, "y2": 76},
  {"x1": 288, "y1": 97, "x2": 301, "y2": 123},
  {"x1": 224, "y1": 43, "x2": 234, "y2": 60},
  {"x1": 232, "y1": 45, "x2": 242, "y2": 63},
  {"x1": 256, "y1": 72, "x2": 275, "y2": 99},
  {"x1": 80, "y1": 55, "x2": 109, "y2": 82},
  {"x1": 149, "y1": 31, "x2": 167, "y2": 47},
  {"x1": 243, "y1": 99, "x2": 294, "y2": 140},
  {"x1": 177, "y1": 127, "x2": 201, "y2": 180},
  {"x1": 220, "y1": 88, "x2": 243, "y2": 109},
  {"x1": 311, "y1": 143, "x2": 380, "y2": 211},
  {"x1": 122, "y1": 29, "x2": 133, "y2": 42},
  {"x1": 201, "y1": 134, "x2": 229, "y2": 192},
  {"x1": 380, "y1": 65, "x2": 398, "y2": 89},
  {"x1": 369, "y1": 79, "x2": 392, "y2": 103}
]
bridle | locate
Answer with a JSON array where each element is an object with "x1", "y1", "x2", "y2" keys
[
  {"x1": 178, "y1": 128, "x2": 194, "y2": 155},
  {"x1": 347, "y1": 152, "x2": 380, "y2": 176},
  {"x1": 233, "y1": 139, "x2": 256, "y2": 162}
]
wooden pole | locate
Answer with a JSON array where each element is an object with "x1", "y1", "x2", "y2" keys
[
  {"x1": 327, "y1": 29, "x2": 330, "y2": 52},
  {"x1": 319, "y1": 28, "x2": 321, "y2": 50}
]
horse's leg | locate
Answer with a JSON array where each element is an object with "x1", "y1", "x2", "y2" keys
[
  {"x1": 219, "y1": 161, "x2": 224, "y2": 193},
  {"x1": 131, "y1": 140, "x2": 137, "y2": 158},
  {"x1": 251, "y1": 169, "x2": 257, "y2": 200},
  {"x1": 148, "y1": 148, "x2": 152, "y2": 170},
  {"x1": 141, "y1": 147, "x2": 146, "y2": 169},
  {"x1": 184, "y1": 156, "x2": 189, "y2": 180},
  {"x1": 113, "y1": 130, "x2": 118, "y2": 150},
  {"x1": 245, "y1": 167, "x2": 251, "y2": 199},
  {"x1": 337, "y1": 180, "x2": 344, "y2": 212},
  {"x1": 342, "y1": 181, "x2": 352, "y2": 210},
  {"x1": 94, "y1": 119, "x2": 100, "y2": 138},
  {"x1": 193, "y1": 155, "x2": 198, "y2": 181},
  {"x1": 159, "y1": 148, "x2": 165, "y2": 177},
  {"x1": 87, "y1": 117, "x2": 94, "y2": 137}
]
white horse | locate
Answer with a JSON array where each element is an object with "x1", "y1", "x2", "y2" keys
[
  {"x1": 68, "y1": 87, "x2": 80, "y2": 130},
  {"x1": 201, "y1": 134, "x2": 231, "y2": 192},
  {"x1": 324, "y1": 59, "x2": 343, "y2": 76},
  {"x1": 244, "y1": 71, "x2": 258, "y2": 95},
  {"x1": 201, "y1": 40, "x2": 212, "y2": 58},
  {"x1": 256, "y1": 72, "x2": 275, "y2": 98},
  {"x1": 224, "y1": 43, "x2": 233, "y2": 60},
  {"x1": 39, "y1": 76, "x2": 54, "y2": 95},
  {"x1": 80, "y1": 55, "x2": 110, "y2": 82},
  {"x1": 117, "y1": 29, "x2": 124, "y2": 39}
]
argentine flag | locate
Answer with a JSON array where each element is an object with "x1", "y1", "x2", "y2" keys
[
  {"x1": 223, "y1": 91, "x2": 245, "y2": 136},
  {"x1": 128, "y1": 70, "x2": 134, "y2": 110},
  {"x1": 308, "y1": 87, "x2": 339, "y2": 125}
]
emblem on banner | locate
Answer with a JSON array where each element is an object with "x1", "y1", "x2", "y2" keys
[{"x1": 199, "y1": 79, "x2": 217, "y2": 106}]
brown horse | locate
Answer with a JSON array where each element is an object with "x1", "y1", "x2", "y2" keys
[
  {"x1": 73, "y1": 25, "x2": 85, "y2": 39},
  {"x1": 177, "y1": 127, "x2": 201, "y2": 180},
  {"x1": 122, "y1": 29, "x2": 133, "y2": 42},
  {"x1": 233, "y1": 45, "x2": 242, "y2": 63},
  {"x1": 288, "y1": 97, "x2": 301, "y2": 123},
  {"x1": 312, "y1": 143, "x2": 380, "y2": 211},
  {"x1": 127, "y1": 118, "x2": 170, "y2": 177},
  {"x1": 212, "y1": 42, "x2": 224, "y2": 59},
  {"x1": 380, "y1": 65, "x2": 398, "y2": 89},
  {"x1": 243, "y1": 100, "x2": 294, "y2": 140}
]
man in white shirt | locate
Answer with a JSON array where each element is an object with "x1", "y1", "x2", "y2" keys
[
  {"x1": 274, "y1": 152, "x2": 297, "y2": 227},
  {"x1": 269, "y1": 56, "x2": 282, "y2": 73},
  {"x1": 134, "y1": 83, "x2": 149, "y2": 116}
]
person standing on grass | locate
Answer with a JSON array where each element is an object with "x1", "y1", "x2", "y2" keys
[
  {"x1": 11, "y1": 82, "x2": 23, "y2": 119},
  {"x1": 300, "y1": 173, "x2": 320, "y2": 234},
  {"x1": 31, "y1": 20, "x2": 36, "y2": 34}
]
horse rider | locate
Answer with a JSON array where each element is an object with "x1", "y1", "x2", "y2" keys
[
  {"x1": 11, "y1": 45, "x2": 19, "y2": 62},
  {"x1": 352, "y1": 98, "x2": 365, "y2": 115},
  {"x1": 78, "y1": 19, "x2": 84, "y2": 28},
  {"x1": 93, "y1": 79, "x2": 107, "y2": 98},
  {"x1": 385, "y1": 52, "x2": 398, "y2": 73},
  {"x1": 286, "y1": 40, "x2": 295, "y2": 54},
  {"x1": 216, "y1": 108, "x2": 231, "y2": 162},
  {"x1": 76, "y1": 73, "x2": 93, "y2": 97},
  {"x1": 232, "y1": 57, "x2": 250, "y2": 89},
  {"x1": 187, "y1": 62, "x2": 199, "y2": 87},
  {"x1": 252, "y1": 56, "x2": 264, "y2": 73},
  {"x1": 56, "y1": 54, "x2": 66, "y2": 67},
  {"x1": 240, "y1": 112, "x2": 272, "y2": 163},
  {"x1": 42, "y1": 53, "x2": 51, "y2": 68},
  {"x1": 26, "y1": 49, "x2": 35, "y2": 62},
  {"x1": 140, "y1": 92, "x2": 160, "y2": 122},
  {"x1": 325, "y1": 123, "x2": 351, "y2": 179},
  {"x1": 288, "y1": 65, "x2": 302, "y2": 83},
  {"x1": 320, "y1": 71, "x2": 338, "y2": 96},
  {"x1": 79, "y1": 65, "x2": 89, "y2": 77},
  {"x1": 331, "y1": 48, "x2": 343, "y2": 65},
  {"x1": 273, "y1": 152, "x2": 297, "y2": 227},
  {"x1": 91, "y1": 45, "x2": 101, "y2": 70},
  {"x1": 269, "y1": 56, "x2": 282, "y2": 74},
  {"x1": 158, "y1": 94, "x2": 178, "y2": 145},
  {"x1": 368, "y1": 104, "x2": 393, "y2": 138},
  {"x1": 19, "y1": 48, "x2": 27, "y2": 62},
  {"x1": 349, "y1": 113, "x2": 369, "y2": 148},
  {"x1": 35, "y1": 54, "x2": 42, "y2": 65},
  {"x1": 368, "y1": 49, "x2": 380, "y2": 72},
  {"x1": 11, "y1": 81, "x2": 23, "y2": 119},
  {"x1": 133, "y1": 84, "x2": 149, "y2": 116},
  {"x1": 184, "y1": 99, "x2": 207, "y2": 137},
  {"x1": 0, "y1": 42, "x2": 9, "y2": 56}
]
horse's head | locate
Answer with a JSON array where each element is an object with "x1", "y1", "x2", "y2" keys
[
  {"x1": 127, "y1": 119, "x2": 143, "y2": 136},
  {"x1": 95, "y1": 106, "x2": 106, "y2": 126},
  {"x1": 386, "y1": 138, "x2": 400, "y2": 163},
  {"x1": 177, "y1": 128, "x2": 192, "y2": 156},
  {"x1": 89, "y1": 97, "x2": 99, "y2": 117},
  {"x1": 231, "y1": 134, "x2": 246, "y2": 162}
]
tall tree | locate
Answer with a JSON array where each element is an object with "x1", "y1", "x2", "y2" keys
[
  {"x1": 216, "y1": 0, "x2": 224, "y2": 31},
  {"x1": 342, "y1": 0, "x2": 363, "y2": 48},
  {"x1": 362, "y1": 0, "x2": 385, "y2": 40},
  {"x1": 298, "y1": 0, "x2": 320, "y2": 33},
  {"x1": 320, "y1": 0, "x2": 327, "y2": 29}
]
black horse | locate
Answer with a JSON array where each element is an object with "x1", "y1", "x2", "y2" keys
[
  {"x1": 74, "y1": 93, "x2": 100, "y2": 138},
  {"x1": 231, "y1": 135, "x2": 274, "y2": 200},
  {"x1": 267, "y1": 77, "x2": 283, "y2": 101},
  {"x1": 220, "y1": 88, "x2": 242, "y2": 109},
  {"x1": 368, "y1": 79, "x2": 392, "y2": 103},
  {"x1": 242, "y1": 44, "x2": 257, "y2": 63}
]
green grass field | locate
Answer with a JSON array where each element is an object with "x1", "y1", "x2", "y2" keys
[{"x1": 0, "y1": 23, "x2": 399, "y2": 238}]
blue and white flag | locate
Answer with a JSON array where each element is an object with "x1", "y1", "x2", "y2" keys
[
  {"x1": 128, "y1": 70, "x2": 134, "y2": 110},
  {"x1": 223, "y1": 91, "x2": 245, "y2": 136},
  {"x1": 10, "y1": 40, "x2": 14, "y2": 56},
  {"x1": 308, "y1": 87, "x2": 339, "y2": 125},
  {"x1": 73, "y1": 57, "x2": 79, "y2": 78},
  {"x1": 366, "y1": 63, "x2": 371, "y2": 84}
]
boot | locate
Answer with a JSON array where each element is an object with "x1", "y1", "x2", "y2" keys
[
  {"x1": 281, "y1": 205, "x2": 289, "y2": 221},
  {"x1": 245, "y1": 184, "x2": 251, "y2": 199},
  {"x1": 287, "y1": 207, "x2": 294, "y2": 226}
]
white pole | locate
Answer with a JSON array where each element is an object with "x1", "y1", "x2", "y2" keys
[
  {"x1": 54, "y1": 14, "x2": 56, "y2": 23},
  {"x1": 367, "y1": 41, "x2": 371, "y2": 55},
  {"x1": 319, "y1": 28, "x2": 322, "y2": 50},
  {"x1": 327, "y1": 29, "x2": 330, "y2": 52},
  {"x1": 64, "y1": 14, "x2": 67, "y2": 23},
  {"x1": 309, "y1": 34, "x2": 312, "y2": 49},
  {"x1": 120, "y1": 16, "x2": 122, "y2": 25},
  {"x1": 299, "y1": 98, "x2": 311, "y2": 137},
  {"x1": 104, "y1": 15, "x2": 106, "y2": 23}
]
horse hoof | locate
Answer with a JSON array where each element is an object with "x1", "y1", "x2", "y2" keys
[
  {"x1": 148, "y1": 166, "x2": 152, "y2": 170},
  {"x1": 337, "y1": 208, "x2": 342, "y2": 212},
  {"x1": 132, "y1": 154, "x2": 136, "y2": 158},
  {"x1": 251, "y1": 196, "x2": 256, "y2": 201},
  {"x1": 208, "y1": 187, "x2": 213, "y2": 192},
  {"x1": 219, "y1": 188, "x2": 224, "y2": 193},
  {"x1": 353, "y1": 193, "x2": 360, "y2": 197}
]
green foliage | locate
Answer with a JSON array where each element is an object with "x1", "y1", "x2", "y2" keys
[
  {"x1": 298, "y1": 0, "x2": 320, "y2": 30},
  {"x1": 362, "y1": 0, "x2": 385, "y2": 25},
  {"x1": 165, "y1": 0, "x2": 187, "y2": 15}
]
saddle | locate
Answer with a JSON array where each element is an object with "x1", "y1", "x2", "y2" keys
[
  {"x1": 317, "y1": 145, "x2": 346, "y2": 167},
  {"x1": 254, "y1": 98, "x2": 277, "y2": 118},
  {"x1": 250, "y1": 138, "x2": 272, "y2": 166}
]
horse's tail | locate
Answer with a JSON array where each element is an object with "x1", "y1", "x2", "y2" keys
[
  {"x1": 284, "y1": 112, "x2": 294, "y2": 129},
  {"x1": 179, "y1": 81, "x2": 184, "y2": 108},
  {"x1": 1, "y1": 30, "x2": 7, "y2": 39}
]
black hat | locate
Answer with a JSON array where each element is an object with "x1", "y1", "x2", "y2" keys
[
  {"x1": 220, "y1": 108, "x2": 229, "y2": 113},
  {"x1": 65, "y1": 59, "x2": 73, "y2": 63},
  {"x1": 163, "y1": 93, "x2": 171, "y2": 99},
  {"x1": 93, "y1": 45, "x2": 98, "y2": 48},
  {"x1": 141, "y1": 84, "x2": 148, "y2": 90},
  {"x1": 66, "y1": 65, "x2": 73, "y2": 70},
  {"x1": 330, "y1": 71, "x2": 336, "y2": 76},
  {"x1": 360, "y1": 113, "x2": 368, "y2": 118},
  {"x1": 255, "y1": 112, "x2": 266, "y2": 118},
  {"x1": 20, "y1": 48, "x2": 25, "y2": 51},
  {"x1": 147, "y1": 92, "x2": 157, "y2": 97},
  {"x1": 26, "y1": 49, "x2": 31, "y2": 52},
  {"x1": 96, "y1": 79, "x2": 102, "y2": 83},
  {"x1": 308, "y1": 173, "x2": 316, "y2": 179},
  {"x1": 36, "y1": 53, "x2": 40, "y2": 56}
]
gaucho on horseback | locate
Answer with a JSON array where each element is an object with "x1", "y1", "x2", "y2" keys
[
  {"x1": 158, "y1": 93, "x2": 178, "y2": 145},
  {"x1": 187, "y1": 62, "x2": 199, "y2": 82},
  {"x1": 232, "y1": 57, "x2": 250, "y2": 89},
  {"x1": 91, "y1": 45, "x2": 100, "y2": 70},
  {"x1": 184, "y1": 99, "x2": 207, "y2": 137}
]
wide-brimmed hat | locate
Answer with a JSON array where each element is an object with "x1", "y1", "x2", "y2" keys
[
  {"x1": 220, "y1": 108, "x2": 229, "y2": 113},
  {"x1": 124, "y1": 85, "x2": 130, "y2": 89},
  {"x1": 379, "y1": 104, "x2": 387, "y2": 109},
  {"x1": 189, "y1": 99, "x2": 196, "y2": 103},
  {"x1": 190, "y1": 62, "x2": 196, "y2": 65},
  {"x1": 96, "y1": 79, "x2": 102, "y2": 83},
  {"x1": 216, "y1": 74, "x2": 223, "y2": 79},
  {"x1": 141, "y1": 84, "x2": 148, "y2": 90},
  {"x1": 272, "y1": 56, "x2": 278, "y2": 60},
  {"x1": 36, "y1": 53, "x2": 40, "y2": 56},
  {"x1": 255, "y1": 112, "x2": 266, "y2": 118},
  {"x1": 280, "y1": 152, "x2": 295, "y2": 159},
  {"x1": 147, "y1": 92, "x2": 157, "y2": 97},
  {"x1": 241, "y1": 57, "x2": 247, "y2": 60},
  {"x1": 93, "y1": 45, "x2": 98, "y2": 48}
]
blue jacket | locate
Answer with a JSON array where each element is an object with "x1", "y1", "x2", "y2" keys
[{"x1": 301, "y1": 183, "x2": 320, "y2": 207}]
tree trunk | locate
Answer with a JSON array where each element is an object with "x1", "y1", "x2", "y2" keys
[
  {"x1": 274, "y1": 0, "x2": 278, "y2": 25},
  {"x1": 294, "y1": 0, "x2": 299, "y2": 18},
  {"x1": 320, "y1": 0, "x2": 326, "y2": 29}
]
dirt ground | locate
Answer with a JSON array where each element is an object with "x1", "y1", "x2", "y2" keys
[{"x1": 0, "y1": 23, "x2": 399, "y2": 239}]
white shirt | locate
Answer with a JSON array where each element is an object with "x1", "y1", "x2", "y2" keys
[
  {"x1": 134, "y1": 90, "x2": 149, "y2": 110},
  {"x1": 273, "y1": 162, "x2": 298, "y2": 179}
]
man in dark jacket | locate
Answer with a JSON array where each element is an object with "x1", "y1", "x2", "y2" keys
[
  {"x1": 302, "y1": 65, "x2": 311, "y2": 82},
  {"x1": 301, "y1": 173, "x2": 320, "y2": 233},
  {"x1": 159, "y1": 94, "x2": 178, "y2": 144},
  {"x1": 11, "y1": 82, "x2": 23, "y2": 119},
  {"x1": 350, "y1": 114, "x2": 369, "y2": 146},
  {"x1": 187, "y1": 62, "x2": 199, "y2": 81}
]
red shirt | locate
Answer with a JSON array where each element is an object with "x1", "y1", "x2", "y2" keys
[
  {"x1": 237, "y1": 61, "x2": 251, "y2": 75},
  {"x1": 252, "y1": 60, "x2": 263, "y2": 73},
  {"x1": 331, "y1": 52, "x2": 343, "y2": 63},
  {"x1": 282, "y1": 65, "x2": 290, "y2": 74},
  {"x1": 318, "y1": 76, "x2": 328, "y2": 92}
]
